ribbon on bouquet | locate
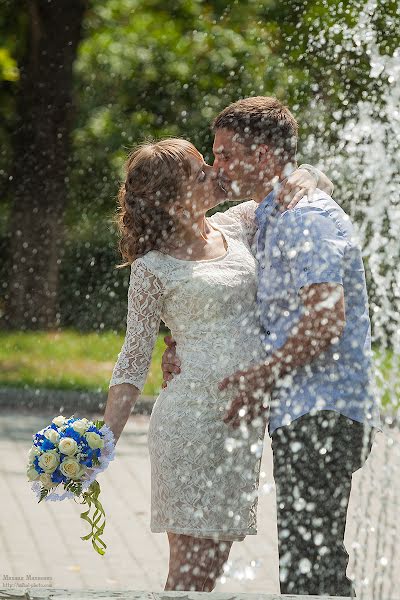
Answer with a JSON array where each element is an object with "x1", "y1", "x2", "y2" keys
[{"x1": 76, "y1": 479, "x2": 107, "y2": 555}]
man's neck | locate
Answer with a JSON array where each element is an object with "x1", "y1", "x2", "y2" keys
[{"x1": 253, "y1": 160, "x2": 297, "y2": 204}]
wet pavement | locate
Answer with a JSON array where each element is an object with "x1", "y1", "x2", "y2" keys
[{"x1": 0, "y1": 408, "x2": 399, "y2": 597}]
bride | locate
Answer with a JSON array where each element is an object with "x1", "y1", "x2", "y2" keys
[{"x1": 103, "y1": 138, "x2": 332, "y2": 591}]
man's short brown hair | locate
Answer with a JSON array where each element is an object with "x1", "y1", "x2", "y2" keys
[{"x1": 212, "y1": 96, "x2": 299, "y2": 160}]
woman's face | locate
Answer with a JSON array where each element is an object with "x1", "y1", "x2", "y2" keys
[{"x1": 177, "y1": 151, "x2": 228, "y2": 221}]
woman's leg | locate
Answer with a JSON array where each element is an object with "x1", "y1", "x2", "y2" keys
[
  {"x1": 201, "y1": 539, "x2": 233, "y2": 591},
  {"x1": 164, "y1": 532, "x2": 233, "y2": 592}
]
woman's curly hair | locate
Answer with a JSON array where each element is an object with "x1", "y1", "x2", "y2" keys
[{"x1": 113, "y1": 138, "x2": 201, "y2": 267}]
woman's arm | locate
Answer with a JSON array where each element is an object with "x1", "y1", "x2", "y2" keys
[
  {"x1": 104, "y1": 260, "x2": 164, "y2": 445},
  {"x1": 210, "y1": 164, "x2": 334, "y2": 232},
  {"x1": 104, "y1": 383, "x2": 140, "y2": 446}
]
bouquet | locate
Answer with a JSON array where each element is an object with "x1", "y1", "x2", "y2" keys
[{"x1": 26, "y1": 414, "x2": 115, "y2": 555}]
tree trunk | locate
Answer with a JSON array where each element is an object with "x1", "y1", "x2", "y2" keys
[{"x1": 2, "y1": 0, "x2": 86, "y2": 330}]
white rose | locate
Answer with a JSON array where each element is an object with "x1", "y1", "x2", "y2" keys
[
  {"x1": 85, "y1": 431, "x2": 104, "y2": 450},
  {"x1": 38, "y1": 450, "x2": 60, "y2": 473},
  {"x1": 39, "y1": 473, "x2": 58, "y2": 489},
  {"x1": 27, "y1": 466, "x2": 40, "y2": 481},
  {"x1": 58, "y1": 437, "x2": 78, "y2": 456},
  {"x1": 27, "y1": 445, "x2": 41, "y2": 464},
  {"x1": 60, "y1": 457, "x2": 85, "y2": 480},
  {"x1": 71, "y1": 419, "x2": 89, "y2": 435},
  {"x1": 44, "y1": 428, "x2": 60, "y2": 445},
  {"x1": 52, "y1": 415, "x2": 67, "y2": 427}
]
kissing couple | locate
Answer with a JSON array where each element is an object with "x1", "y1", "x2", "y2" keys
[{"x1": 103, "y1": 96, "x2": 381, "y2": 595}]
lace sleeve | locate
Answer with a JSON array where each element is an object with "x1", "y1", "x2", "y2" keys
[
  {"x1": 209, "y1": 200, "x2": 258, "y2": 245},
  {"x1": 109, "y1": 259, "x2": 164, "y2": 392}
]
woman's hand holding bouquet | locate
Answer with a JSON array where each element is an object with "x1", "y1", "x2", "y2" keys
[{"x1": 27, "y1": 414, "x2": 116, "y2": 555}]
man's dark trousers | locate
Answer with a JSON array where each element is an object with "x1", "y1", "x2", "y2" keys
[{"x1": 271, "y1": 410, "x2": 374, "y2": 597}]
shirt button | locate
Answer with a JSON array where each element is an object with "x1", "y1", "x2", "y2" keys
[
  {"x1": 266, "y1": 330, "x2": 271, "y2": 335},
  {"x1": 303, "y1": 267, "x2": 309, "y2": 272}
]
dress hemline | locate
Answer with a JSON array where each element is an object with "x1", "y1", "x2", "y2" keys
[{"x1": 150, "y1": 525, "x2": 257, "y2": 542}]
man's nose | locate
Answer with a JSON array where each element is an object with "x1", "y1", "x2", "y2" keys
[
  {"x1": 210, "y1": 164, "x2": 220, "y2": 180},
  {"x1": 213, "y1": 155, "x2": 221, "y2": 171},
  {"x1": 212, "y1": 162, "x2": 224, "y2": 179}
]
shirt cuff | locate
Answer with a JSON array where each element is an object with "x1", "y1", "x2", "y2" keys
[{"x1": 293, "y1": 269, "x2": 344, "y2": 292}]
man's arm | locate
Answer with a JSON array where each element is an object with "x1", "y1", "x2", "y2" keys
[
  {"x1": 220, "y1": 207, "x2": 347, "y2": 426},
  {"x1": 220, "y1": 282, "x2": 346, "y2": 426},
  {"x1": 267, "y1": 282, "x2": 345, "y2": 377}
]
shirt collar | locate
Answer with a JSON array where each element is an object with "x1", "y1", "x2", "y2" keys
[
  {"x1": 254, "y1": 183, "x2": 282, "y2": 228},
  {"x1": 254, "y1": 163, "x2": 298, "y2": 227}
]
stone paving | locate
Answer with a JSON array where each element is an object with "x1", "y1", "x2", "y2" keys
[
  {"x1": 0, "y1": 592, "x2": 355, "y2": 599},
  {"x1": 0, "y1": 408, "x2": 399, "y2": 598}
]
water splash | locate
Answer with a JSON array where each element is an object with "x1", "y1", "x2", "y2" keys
[{"x1": 303, "y1": 1, "x2": 400, "y2": 595}]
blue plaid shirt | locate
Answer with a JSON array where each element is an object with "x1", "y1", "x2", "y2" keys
[{"x1": 255, "y1": 187, "x2": 381, "y2": 436}]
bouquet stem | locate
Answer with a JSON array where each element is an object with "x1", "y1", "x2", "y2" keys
[{"x1": 76, "y1": 480, "x2": 107, "y2": 555}]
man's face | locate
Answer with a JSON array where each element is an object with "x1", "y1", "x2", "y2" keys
[{"x1": 212, "y1": 128, "x2": 267, "y2": 200}]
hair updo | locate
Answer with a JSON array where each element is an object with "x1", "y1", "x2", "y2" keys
[{"x1": 114, "y1": 138, "x2": 201, "y2": 267}]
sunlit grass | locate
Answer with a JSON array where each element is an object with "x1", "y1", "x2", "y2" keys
[
  {"x1": 373, "y1": 348, "x2": 400, "y2": 409},
  {"x1": 0, "y1": 329, "x2": 166, "y2": 396},
  {"x1": 0, "y1": 330, "x2": 398, "y2": 409}
]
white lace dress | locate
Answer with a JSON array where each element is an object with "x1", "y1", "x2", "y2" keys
[{"x1": 109, "y1": 201, "x2": 267, "y2": 541}]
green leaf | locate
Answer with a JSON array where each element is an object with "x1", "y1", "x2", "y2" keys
[
  {"x1": 38, "y1": 487, "x2": 49, "y2": 503},
  {"x1": 78, "y1": 480, "x2": 108, "y2": 556}
]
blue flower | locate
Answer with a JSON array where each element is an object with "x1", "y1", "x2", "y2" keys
[
  {"x1": 61, "y1": 427, "x2": 81, "y2": 442},
  {"x1": 33, "y1": 456, "x2": 44, "y2": 474},
  {"x1": 86, "y1": 425, "x2": 100, "y2": 434},
  {"x1": 51, "y1": 468, "x2": 67, "y2": 484},
  {"x1": 40, "y1": 438, "x2": 55, "y2": 451}
]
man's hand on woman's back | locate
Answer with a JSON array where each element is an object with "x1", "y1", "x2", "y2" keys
[{"x1": 161, "y1": 335, "x2": 181, "y2": 388}]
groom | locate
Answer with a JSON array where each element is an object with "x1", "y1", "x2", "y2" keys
[{"x1": 162, "y1": 96, "x2": 381, "y2": 596}]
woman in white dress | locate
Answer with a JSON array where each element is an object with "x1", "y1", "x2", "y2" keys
[{"x1": 103, "y1": 138, "x2": 331, "y2": 591}]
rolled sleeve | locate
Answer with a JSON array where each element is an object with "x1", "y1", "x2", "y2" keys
[{"x1": 277, "y1": 207, "x2": 347, "y2": 293}]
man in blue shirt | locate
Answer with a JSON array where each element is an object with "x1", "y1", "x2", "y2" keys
[
  {"x1": 249, "y1": 188, "x2": 381, "y2": 436},
  {"x1": 163, "y1": 96, "x2": 381, "y2": 596}
]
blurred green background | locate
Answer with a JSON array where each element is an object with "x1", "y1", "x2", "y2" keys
[{"x1": 0, "y1": 0, "x2": 398, "y2": 398}]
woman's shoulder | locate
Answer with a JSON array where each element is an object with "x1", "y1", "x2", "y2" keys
[
  {"x1": 208, "y1": 201, "x2": 258, "y2": 241},
  {"x1": 131, "y1": 249, "x2": 183, "y2": 280},
  {"x1": 129, "y1": 251, "x2": 163, "y2": 277},
  {"x1": 208, "y1": 200, "x2": 258, "y2": 225}
]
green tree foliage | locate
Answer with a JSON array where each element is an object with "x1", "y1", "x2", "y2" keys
[
  {"x1": 0, "y1": 2, "x2": 27, "y2": 213},
  {"x1": 67, "y1": 0, "x2": 399, "y2": 229},
  {"x1": 0, "y1": 0, "x2": 398, "y2": 330},
  {"x1": 67, "y1": 0, "x2": 285, "y2": 228}
]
